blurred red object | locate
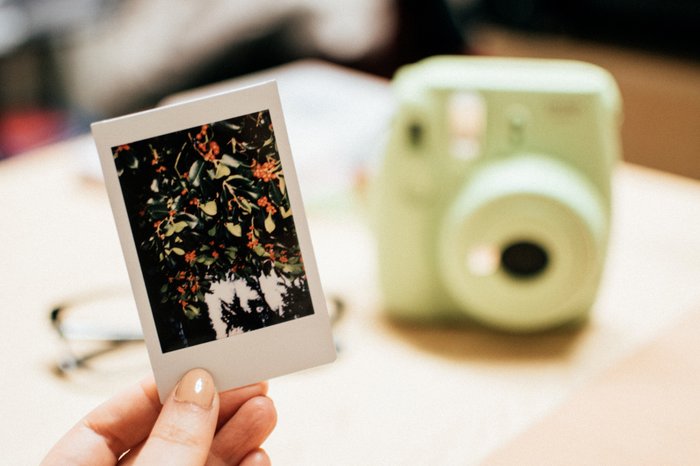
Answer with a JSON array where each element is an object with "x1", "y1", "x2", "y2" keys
[{"x1": 0, "y1": 109, "x2": 69, "y2": 159}]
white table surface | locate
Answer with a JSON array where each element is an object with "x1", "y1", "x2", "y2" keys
[{"x1": 3, "y1": 61, "x2": 700, "y2": 465}]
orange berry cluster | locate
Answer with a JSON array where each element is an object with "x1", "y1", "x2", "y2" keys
[
  {"x1": 184, "y1": 250, "x2": 197, "y2": 263},
  {"x1": 195, "y1": 125, "x2": 220, "y2": 162},
  {"x1": 251, "y1": 159, "x2": 278, "y2": 182},
  {"x1": 256, "y1": 196, "x2": 277, "y2": 214},
  {"x1": 246, "y1": 225, "x2": 259, "y2": 249}
]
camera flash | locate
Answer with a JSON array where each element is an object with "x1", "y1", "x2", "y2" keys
[{"x1": 466, "y1": 245, "x2": 499, "y2": 277}]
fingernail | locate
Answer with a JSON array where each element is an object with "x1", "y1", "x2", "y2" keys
[{"x1": 175, "y1": 368, "x2": 215, "y2": 409}]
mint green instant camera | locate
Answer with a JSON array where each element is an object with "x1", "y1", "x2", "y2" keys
[{"x1": 373, "y1": 56, "x2": 622, "y2": 332}]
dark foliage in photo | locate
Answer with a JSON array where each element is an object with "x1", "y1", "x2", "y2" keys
[{"x1": 112, "y1": 110, "x2": 314, "y2": 352}]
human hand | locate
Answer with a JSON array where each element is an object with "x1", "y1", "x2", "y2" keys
[{"x1": 41, "y1": 368, "x2": 276, "y2": 465}]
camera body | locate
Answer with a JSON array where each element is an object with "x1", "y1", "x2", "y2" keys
[{"x1": 373, "y1": 56, "x2": 622, "y2": 331}]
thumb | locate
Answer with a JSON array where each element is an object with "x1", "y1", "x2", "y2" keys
[{"x1": 132, "y1": 368, "x2": 219, "y2": 466}]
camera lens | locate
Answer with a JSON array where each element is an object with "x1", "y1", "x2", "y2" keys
[{"x1": 500, "y1": 241, "x2": 549, "y2": 279}]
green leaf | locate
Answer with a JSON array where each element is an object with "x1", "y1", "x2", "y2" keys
[
  {"x1": 126, "y1": 153, "x2": 139, "y2": 169},
  {"x1": 182, "y1": 214, "x2": 199, "y2": 228},
  {"x1": 170, "y1": 247, "x2": 185, "y2": 255},
  {"x1": 264, "y1": 213, "x2": 276, "y2": 233},
  {"x1": 239, "y1": 198, "x2": 253, "y2": 213},
  {"x1": 220, "y1": 154, "x2": 239, "y2": 167},
  {"x1": 281, "y1": 262, "x2": 304, "y2": 275},
  {"x1": 225, "y1": 247, "x2": 238, "y2": 260},
  {"x1": 146, "y1": 200, "x2": 169, "y2": 218},
  {"x1": 189, "y1": 160, "x2": 204, "y2": 187},
  {"x1": 184, "y1": 305, "x2": 200, "y2": 319},
  {"x1": 172, "y1": 221, "x2": 188, "y2": 233},
  {"x1": 253, "y1": 244, "x2": 265, "y2": 256},
  {"x1": 225, "y1": 222, "x2": 242, "y2": 237},
  {"x1": 280, "y1": 206, "x2": 293, "y2": 218},
  {"x1": 199, "y1": 256, "x2": 216, "y2": 266},
  {"x1": 278, "y1": 175, "x2": 286, "y2": 197},
  {"x1": 200, "y1": 200, "x2": 217, "y2": 216},
  {"x1": 214, "y1": 163, "x2": 231, "y2": 179},
  {"x1": 163, "y1": 223, "x2": 175, "y2": 237}
]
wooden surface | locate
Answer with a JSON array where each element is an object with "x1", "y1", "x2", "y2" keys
[
  {"x1": 484, "y1": 307, "x2": 700, "y2": 465},
  {"x1": 3, "y1": 61, "x2": 700, "y2": 465}
]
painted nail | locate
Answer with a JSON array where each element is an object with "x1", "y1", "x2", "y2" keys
[{"x1": 174, "y1": 368, "x2": 215, "y2": 409}]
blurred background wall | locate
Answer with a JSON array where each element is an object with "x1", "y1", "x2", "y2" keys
[{"x1": 1, "y1": 0, "x2": 698, "y2": 177}]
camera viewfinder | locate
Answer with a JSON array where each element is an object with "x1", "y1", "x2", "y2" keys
[{"x1": 448, "y1": 91, "x2": 485, "y2": 161}]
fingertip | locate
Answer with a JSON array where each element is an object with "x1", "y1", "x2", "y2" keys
[
  {"x1": 222, "y1": 380, "x2": 268, "y2": 396},
  {"x1": 217, "y1": 381, "x2": 270, "y2": 429},
  {"x1": 174, "y1": 368, "x2": 217, "y2": 409},
  {"x1": 244, "y1": 396, "x2": 277, "y2": 434},
  {"x1": 239, "y1": 448, "x2": 271, "y2": 466},
  {"x1": 209, "y1": 395, "x2": 277, "y2": 465}
]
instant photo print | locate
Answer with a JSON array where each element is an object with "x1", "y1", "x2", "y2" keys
[{"x1": 92, "y1": 82, "x2": 336, "y2": 401}]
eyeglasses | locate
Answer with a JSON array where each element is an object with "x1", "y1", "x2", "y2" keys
[
  {"x1": 49, "y1": 288, "x2": 147, "y2": 380},
  {"x1": 48, "y1": 289, "x2": 346, "y2": 379}
]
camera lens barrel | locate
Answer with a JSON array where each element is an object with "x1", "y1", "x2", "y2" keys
[
  {"x1": 374, "y1": 57, "x2": 621, "y2": 332},
  {"x1": 438, "y1": 154, "x2": 609, "y2": 331}
]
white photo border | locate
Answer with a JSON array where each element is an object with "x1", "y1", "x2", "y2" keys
[{"x1": 92, "y1": 81, "x2": 336, "y2": 401}]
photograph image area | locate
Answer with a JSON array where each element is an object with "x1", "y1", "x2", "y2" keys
[{"x1": 112, "y1": 110, "x2": 314, "y2": 353}]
